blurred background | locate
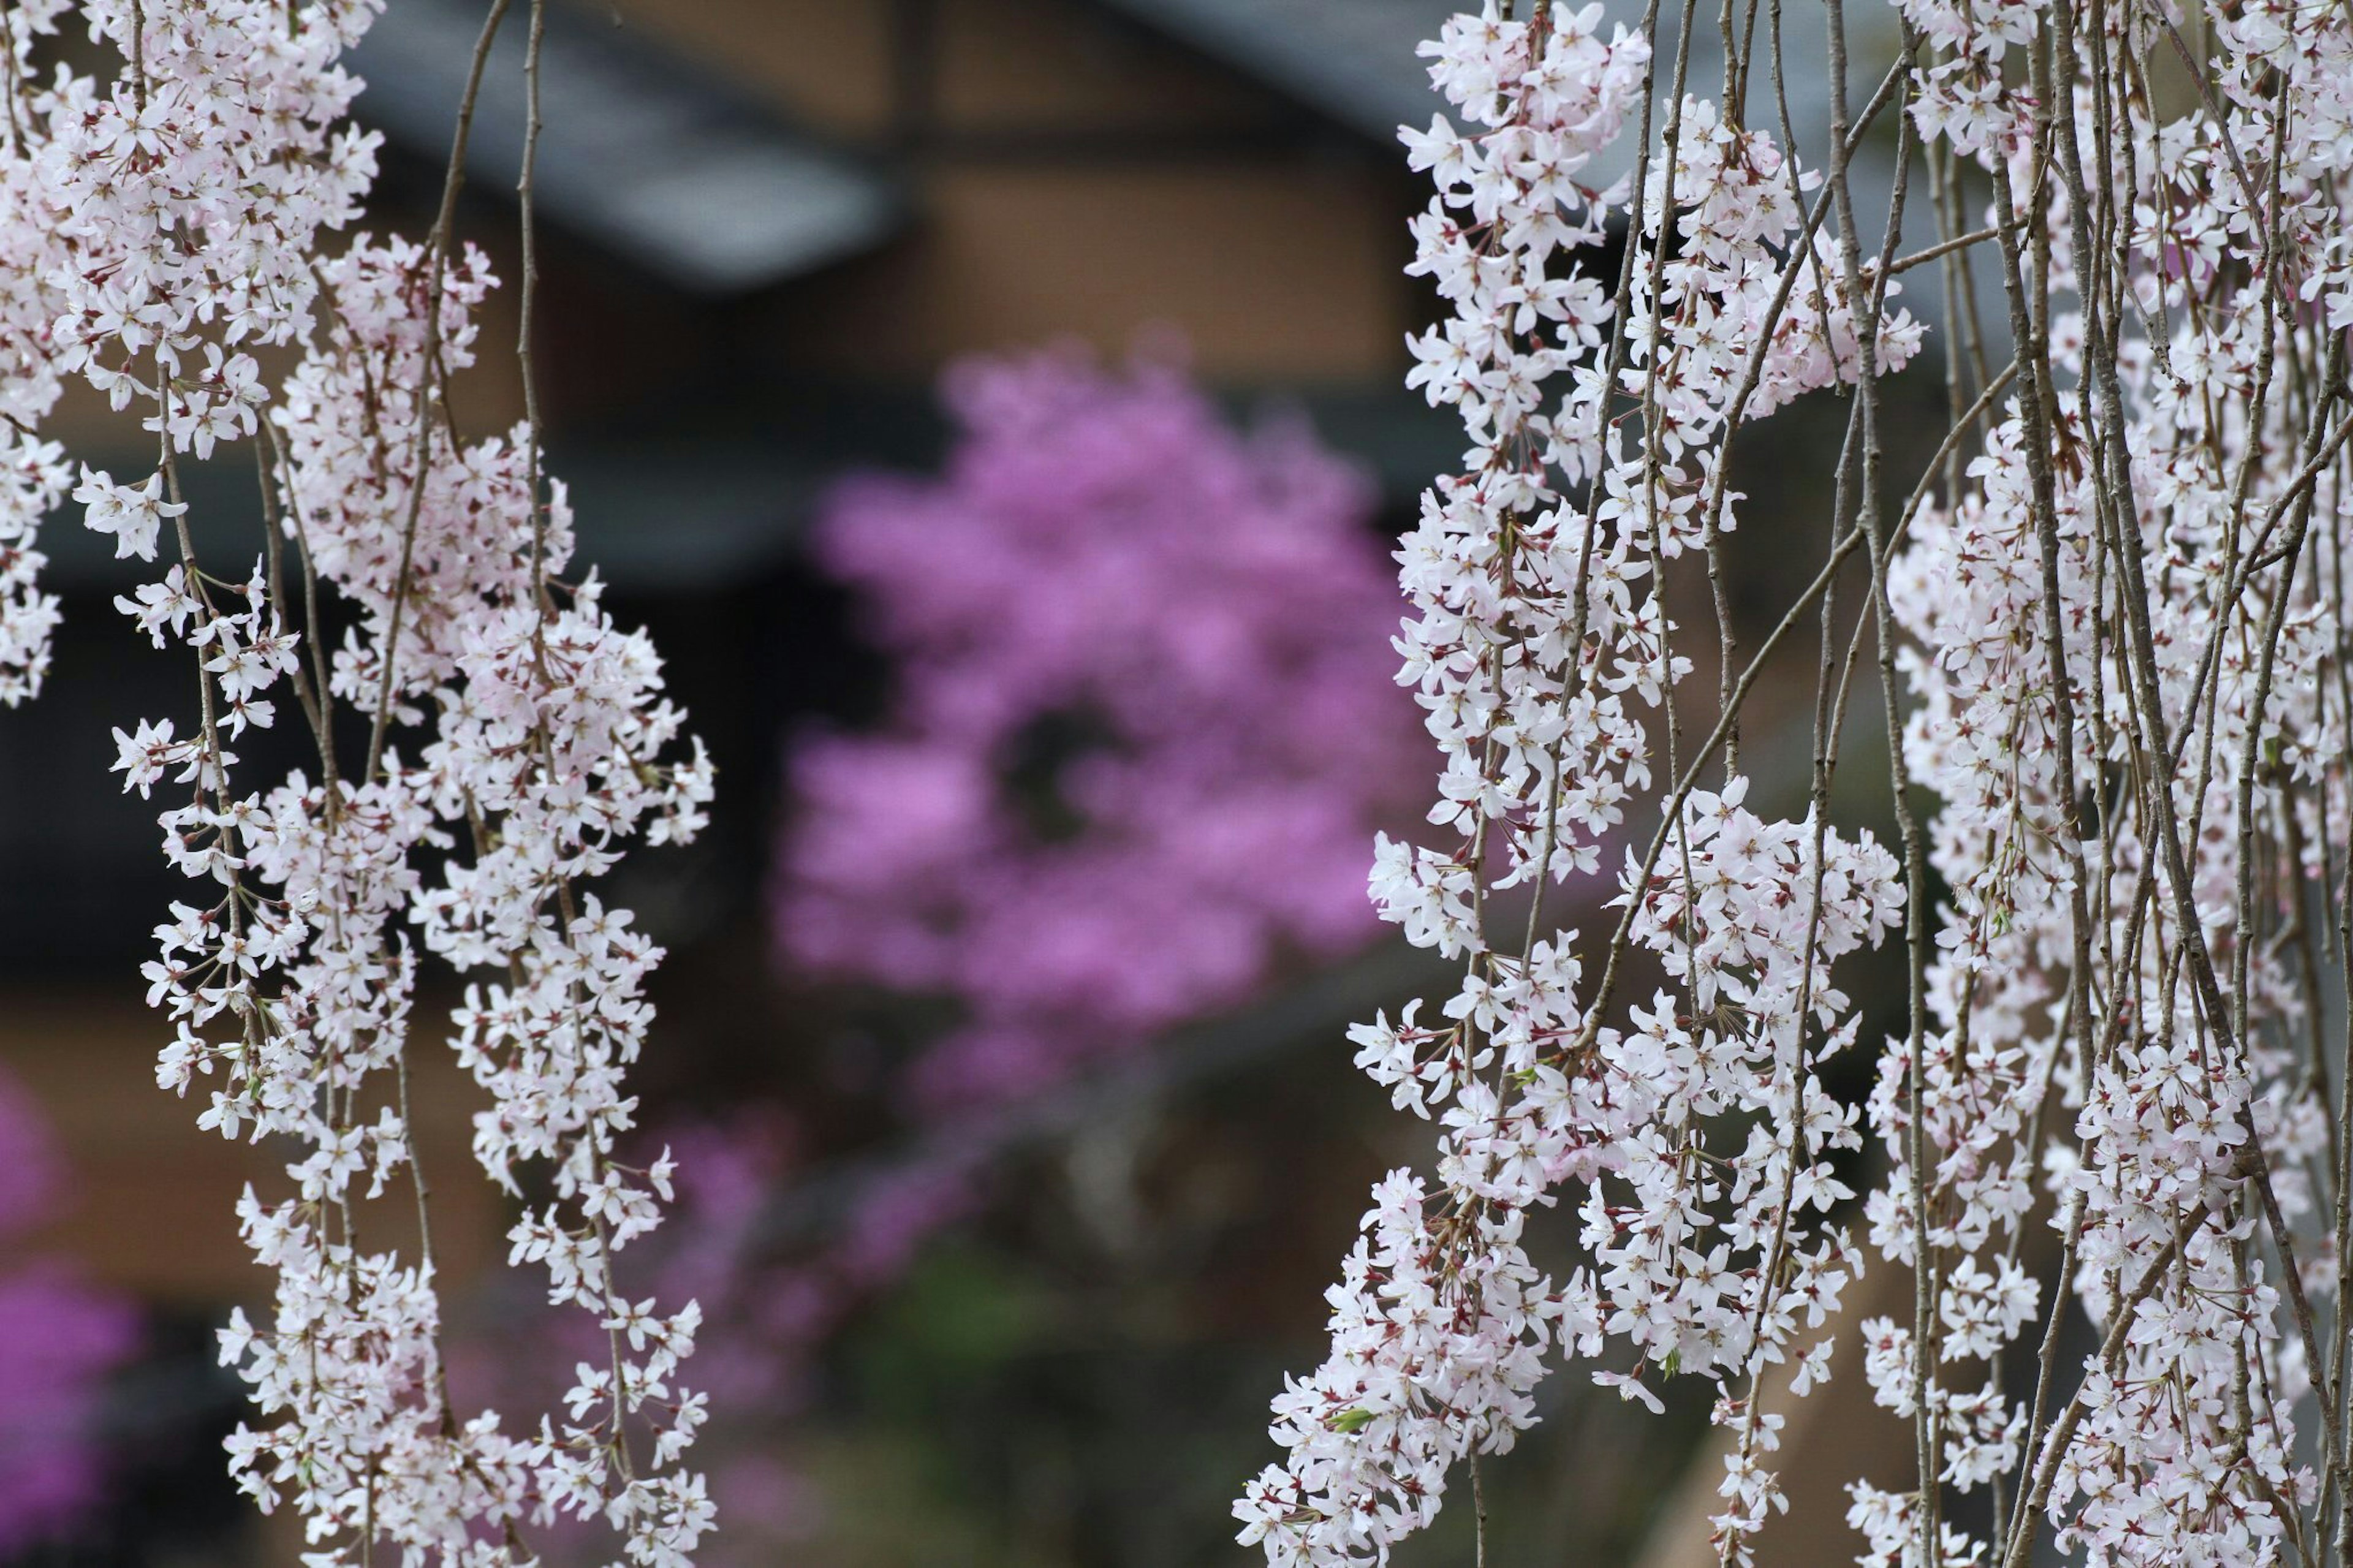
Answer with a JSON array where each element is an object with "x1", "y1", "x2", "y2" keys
[{"x1": 0, "y1": 2, "x2": 1949, "y2": 1564}]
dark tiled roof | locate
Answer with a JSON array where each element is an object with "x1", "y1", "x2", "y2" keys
[
  {"x1": 349, "y1": 0, "x2": 900, "y2": 294},
  {"x1": 1095, "y1": 0, "x2": 1454, "y2": 142},
  {"x1": 1098, "y1": 0, "x2": 1841, "y2": 189}
]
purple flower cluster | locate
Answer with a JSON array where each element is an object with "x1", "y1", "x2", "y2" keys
[
  {"x1": 0, "y1": 1072, "x2": 135, "y2": 1555},
  {"x1": 779, "y1": 346, "x2": 1419, "y2": 1111},
  {"x1": 462, "y1": 346, "x2": 1416, "y2": 1564}
]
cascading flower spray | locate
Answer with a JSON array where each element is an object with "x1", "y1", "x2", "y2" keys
[
  {"x1": 1237, "y1": 5, "x2": 1921, "y2": 1563},
  {"x1": 1243, "y1": 0, "x2": 2353, "y2": 1564},
  {"x1": 0, "y1": 2, "x2": 714, "y2": 1564}
]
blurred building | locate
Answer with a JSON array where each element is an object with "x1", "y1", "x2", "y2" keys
[
  {"x1": 1, "y1": 4, "x2": 1474, "y2": 1561},
  {"x1": 10, "y1": 0, "x2": 1464, "y2": 1286},
  {"x1": 2, "y1": 5, "x2": 1910, "y2": 1565}
]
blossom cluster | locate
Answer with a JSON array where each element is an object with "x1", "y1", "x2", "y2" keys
[
  {"x1": 482, "y1": 336, "x2": 1431, "y2": 1557},
  {"x1": 1870, "y1": 0, "x2": 2353, "y2": 1554},
  {"x1": 449, "y1": 1114, "x2": 816, "y2": 1568},
  {"x1": 1239, "y1": 7, "x2": 1915, "y2": 1564},
  {"x1": 0, "y1": 1071, "x2": 137, "y2": 1554},
  {"x1": 0, "y1": 2, "x2": 713, "y2": 1564},
  {"x1": 1248, "y1": 0, "x2": 2353, "y2": 1563},
  {"x1": 760, "y1": 350, "x2": 1423, "y2": 1553},
  {"x1": 0, "y1": 0, "x2": 74, "y2": 705},
  {"x1": 780, "y1": 346, "x2": 1415, "y2": 1110}
]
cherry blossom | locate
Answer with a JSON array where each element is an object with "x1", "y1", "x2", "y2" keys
[
  {"x1": 0, "y1": 2, "x2": 713, "y2": 1562},
  {"x1": 1240, "y1": 7, "x2": 1915, "y2": 1562},
  {"x1": 1248, "y1": 1, "x2": 2353, "y2": 1564}
]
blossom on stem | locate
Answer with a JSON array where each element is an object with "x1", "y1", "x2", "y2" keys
[
  {"x1": 1, "y1": 3, "x2": 714, "y2": 1563},
  {"x1": 1240, "y1": 9, "x2": 1911, "y2": 1564}
]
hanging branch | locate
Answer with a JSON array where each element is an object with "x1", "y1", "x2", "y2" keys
[
  {"x1": 0, "y1": 2, "x2": 716, "y2": 1562},
  {"x1": 1242, "y1": 1, "x2": 2353, "y2": 1564}
]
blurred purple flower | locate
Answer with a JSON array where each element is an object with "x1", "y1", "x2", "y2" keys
[
  {"x1": 778, "y1": 344, "x2": 1418, "y2": 1112},
  {"x1": 0, "y1": 1071, "x2": 137, "y2": 1554},
  {"x1": 460, "y1": 347, "x2": 1421, "y2": 1564}
]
